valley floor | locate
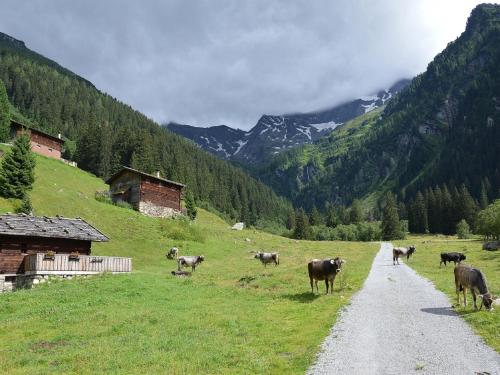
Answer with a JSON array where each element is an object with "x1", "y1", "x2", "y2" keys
[{"x1": 308, "y1": 243, "x2": 500, "y2": 375}]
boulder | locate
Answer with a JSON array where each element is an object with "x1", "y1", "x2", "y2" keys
[
  {"x1": 232, "y1": 222, "x2": 244, "y2": 230},
  {"x1": 482, "y1": 241, "x2": 500, "y2": 251}
]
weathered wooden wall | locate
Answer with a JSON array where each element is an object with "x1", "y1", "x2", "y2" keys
[
  {"x1": 140, "y1": 177, "x2": 181, "y2": 210},
  {"x1": 0, "y1": 236, "x2": 91, "y2": 274},
  {"x1": 108, "y1": 171, "x2": 141, "y2": 208}
]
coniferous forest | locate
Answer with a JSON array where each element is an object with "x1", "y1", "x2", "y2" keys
[{"x1": 0, "y1": 41, "x2": 292, "y2": 226}]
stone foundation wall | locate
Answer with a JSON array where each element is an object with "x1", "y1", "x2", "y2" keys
[
  {"x1": 138, "y1": 201, "x2": 183, "y2": 218},
  {"x1": 0, "y1": 274, "x2": 91, "y2": 293}
]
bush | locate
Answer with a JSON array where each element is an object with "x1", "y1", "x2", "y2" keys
[
  {"x1": 309, "y1": 221, "x2": 382, "y2": 242},
  {"x1": 456, "y1": 219, "x2": 471, "y2": 239},
  {"x1": 159, "y1": 217, "x2": 205, "y2": 243},
  {"x1": 476, "y1": 200, "x2": 500, "y2": 240}
]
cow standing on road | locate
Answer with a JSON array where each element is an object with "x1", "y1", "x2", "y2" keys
[{"x1": 392, "y1": 246, "x2": 416, "y2": 265}]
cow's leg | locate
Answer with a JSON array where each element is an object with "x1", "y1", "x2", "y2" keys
[
  {"x1": 463, "y1": 288, "x2": 467, "y2": 307},
  {"x1": 456, "y1": 286, "x2": 460, "y2": 306},
  {"x1": 440, "y1": 259, "x2": 443, "y2": 267},
  {"x1": 324, "y1": 279, "x2": 329, "y2": 294},
  {"x1": 315, "y1": 280, "x2": 319, "y2": 293},
  {"x1": 310, "y1": 277, "x2": 314, "y2": 294},
  {"x1": 471, "y1": 290, "x2": 478, "y2": 310},
  {"x1": 192, "y1": 265, "x2": 196, "y2": 272}
]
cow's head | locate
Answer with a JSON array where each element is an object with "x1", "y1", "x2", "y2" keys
[
  {"x1": 460, "y1": 254, "x2": 466, "y2": 261},
  {"x1": 330, "y1": 257, "x2": 345, "y2": 272},
  {"x1": 479, "y1": 293, "x2": 493, "y2": 310},
  {"x1": 408, "y1": 246, "x2": 416, "y2": 254},
  {"x1": 254, "y1": 252, "x2": 262, "y2": 259},
  {"x1": 199, "y1": 255, "x2": 205, "y2": 263}
]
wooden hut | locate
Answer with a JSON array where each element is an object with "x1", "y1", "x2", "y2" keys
[
  {"x1": 0, "y1": 214, "x2": 109, "y2": 274},
  {"x1": 10, "y1": 120, "x2": 65, "y2": 160},
  {"x1": 106, "y1": 167, "x2": 185, "y2": 218}
]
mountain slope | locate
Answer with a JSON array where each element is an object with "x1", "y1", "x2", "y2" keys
[
  {"x1": 165, "y1": 79, "x2": 409, "y2": 165},
  {"x1": 0, "y1": 32, "x2": 292, "y2": 225},
  {"x1": 256, "y1": 4, "x2": 500, "y2": 209}
]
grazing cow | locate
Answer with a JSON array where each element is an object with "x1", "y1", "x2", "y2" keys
[
  {"x1": 308, "y1": 258, "x2": 345, "y2": 294},
  {"x1": 454, "y1": 265, "x2": 494, "y2": 310},
  {"x1": 177, "y1": 255, "x2": 204, "y2": 272},
  {"x1": 392, "y1": 245, "x2": 416, "y2": 265},
  {"x1": 440, "y1": 252, "x2": 466, "y2": 267},
  {"x1": 166, "y1": 247, "x2": 179, "y2": 259},
  {"x1": 254, "y1": 252, "x2": 279, "y2": 267}
]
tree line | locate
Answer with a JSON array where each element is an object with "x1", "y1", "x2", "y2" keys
[{"x1": 0, "y1": 52, "x2": 292, "y2": 225}]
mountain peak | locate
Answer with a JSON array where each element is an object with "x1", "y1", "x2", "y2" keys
[{"x1": 167, "y1": 79, "x2": 410, "y2": 165}]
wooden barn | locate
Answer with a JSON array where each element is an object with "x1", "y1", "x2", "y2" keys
[
  {"x1": 0, "y1": 214, "x2": 110, "y2": 275},
  {"x1": 106, "y1": 167, "x2": 185, "y2": 218},
  {"x1": 10, "y1": 120, "x2": 65, "y2": 160}
]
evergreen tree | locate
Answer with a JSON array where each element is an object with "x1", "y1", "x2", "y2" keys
[
  {"x1": 349, "y1": 199, "x2": 363, "y2": 224},
  {"x1": 185, "y1": 190, "x2": 197, "y2": 221},
  {"x1": 16, "y1": 194, "x2": 33, "y2": 215},
  {"x1": 456, "y1": 184, "x2": 478, "y2": 229},
  {"x1": 0, "y1": 80, "x2": 10, "y2": 142},
  {"x1": 480, "y1": 180, "x2": 489, "y2": 209},
  {"x1": 310, "y1": 205, "x2": 322, "y2": 226},
  {"x1": 412, "y1": 191, "x2": 428, "y2": 233},
  {"x1": 294, "y1": 208, "x2": 311, "y2": 240},
  {"x1": 286, "y1": 209, "x2": 296, "y2": 230},
  {"x1": 326, "y1": 206, "x2": 338, "y2": 228},
  {"x1": 0, "y1": 133, "x2": 36, "y2": 198},
  {"x1": 441, "y1": 185, "x2": 454, "y2": 234},
  {"x1": 381, "y1": 192, "x2": 401, "y2": 240}
]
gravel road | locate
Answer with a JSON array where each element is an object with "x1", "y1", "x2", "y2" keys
[{"x1": 307, "y1": 242, "x2": 500, "y2": 375}]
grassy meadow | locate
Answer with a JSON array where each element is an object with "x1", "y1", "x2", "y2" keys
[
  {"x1": 396, "y1": 236, "x2": 500, "y2": 352},
  {"x1": 0, "y1": 151, "x2": 379, "y2": 374}
]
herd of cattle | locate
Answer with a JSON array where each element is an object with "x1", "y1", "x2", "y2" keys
[{"x1": 165, "y1": 244, "x2": 495, "y2": 310}]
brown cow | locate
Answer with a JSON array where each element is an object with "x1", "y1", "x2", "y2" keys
[
  {"x1": 308, "y1": 258, "x2": 345, "y2": 294},
  {"x1": 454, "y1": 265, "x2": 494, "y2": 310}
]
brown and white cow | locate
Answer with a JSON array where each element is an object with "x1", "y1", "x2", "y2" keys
[
  {"x1": 392, "y1": 245, "x2": 416, "y2": 265},
  {"x1": 308, "y1": 258, "x2": 345, "y2": 294}
]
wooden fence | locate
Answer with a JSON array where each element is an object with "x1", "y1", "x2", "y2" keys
[{"x1": 23, "y1": 253, "x2": 132, "y2": 274}]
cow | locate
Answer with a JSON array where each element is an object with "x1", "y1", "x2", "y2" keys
[
  {"x1": 308, "y1": 258, "x2": 345, "y2": 294},
  {"x1": 166, "y1": 247, "x2": 179, "y2": 259},
  {"x1": 254, "y1": 252, "x2": 279, "y2": 267},
  {"x1": 454, "y1": 265, "x2": 494, "y2": 310},
  {"x1": 392, "y1": 245, "x2": 416, "y2": 265},
  {"x1": 177, "y1": 255, "x2": 204, "y2": 272},
  {"x1": 440, "y1": 252, "x2": 466, "y2": 267}
]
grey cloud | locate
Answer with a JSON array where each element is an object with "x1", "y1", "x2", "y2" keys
[{"x1": 2, "y1": 0, "x2": 485, "y2": 129}]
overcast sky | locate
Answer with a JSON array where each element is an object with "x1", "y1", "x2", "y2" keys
[{"x1": 2, "y1": 0, "x2": 489, "y2": 130}]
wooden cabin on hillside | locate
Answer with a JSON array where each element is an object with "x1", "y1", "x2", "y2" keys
[
  {"x1": 10, "y1": 120, "x2": 65, "y2": 160},
  {"x1": 106, "y1": 167, "x2": 185, "y2": 218},
  {"x1": 0, "y1": 214, "x2": 109, "y2": 274},
  {"x1": 0, "y1": 214, "x2": 131, "y2": 292}
]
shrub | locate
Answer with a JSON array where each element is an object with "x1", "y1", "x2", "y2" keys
[{"x1": 456, "y1": 219, "x2": 471, "y2": 239}]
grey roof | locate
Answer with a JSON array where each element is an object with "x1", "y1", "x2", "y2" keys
[
  {"x1": 106, "y1": 166, "x2": 186, "y2": 188},
  {"x1": 0, "y1": 214, "x2": 109, "y2": 242}
]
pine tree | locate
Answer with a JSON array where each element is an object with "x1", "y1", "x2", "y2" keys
[
  {"x1": 381, "y1": 192, "x2": 401, "y2": 240},
  {"x1": 0, "y1": 133, "x2": 36, "y2": 199},
  {"x1": 0, "y1": 80, "x2": 10, "y2": 142},
  {"x1": 326, "y1": 206, "x2": 338, "y2": 228},
  {"x1": 16, "y1": 194, "x2": 33, "y2": 215},
  {"x1": 185, "y1": 190, "x2": 197, "y2": 221},
  {"x1": 480, "y1": 180, "x2": 489, "y2": 209},
  {"x1": 286, "y1": 209, "x2": 296, "y2": 230},
  {"x1": 456, "y1": 219, "x2": 470, "y2": 239},
  {"x1": 310, "y1": 205, "x2": 322, "y2": 226},
  {"x1": 349, "y1": 199, "x2": 363, "y2": 223},
  {"x1": 294, "y1": 208, "x2": 311, "y2": 240},
  {"x1": 411, "y1": 191, "x2": 428, "y2": 233}
]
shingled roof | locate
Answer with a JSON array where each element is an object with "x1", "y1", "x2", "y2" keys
[
  {"x1": 106, "y1": 166, "x2": 186, "y2": 188},
  {"x1": 0, "y1": 214, "x2": 109, "y2": 242}
]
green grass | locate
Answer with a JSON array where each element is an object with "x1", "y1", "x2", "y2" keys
[
  {"x1": 0, "y1": 151, "x2": 379, "y2": 374},
  {"x1": 397, "y1": 235, "x2": 500, "y2": 352}
]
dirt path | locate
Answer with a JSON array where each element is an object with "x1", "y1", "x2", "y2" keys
[{"x1": 307, "y1": 242, "x2": 500, "y2": 375}]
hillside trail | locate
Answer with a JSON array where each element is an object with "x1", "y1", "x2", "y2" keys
[{"x1": 307, "y1": 242, "x2": 500, "y2": 375}]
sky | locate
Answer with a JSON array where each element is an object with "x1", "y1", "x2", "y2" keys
[{"x1": 1, "y1": 0, "x2": 489, "y2": 130}]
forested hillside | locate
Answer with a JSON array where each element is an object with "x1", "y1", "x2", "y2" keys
[
  {"x1": 256, "y1": 4, "x2": 500, "y2": 213},
  {"x1": 0, "y1": 33, "x2": 292, "y2": 225}
]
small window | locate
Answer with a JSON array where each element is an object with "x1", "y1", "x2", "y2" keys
[
  {"x1": 36, "y1": 144, "x2": 41, "y2": 148},
  {"x1": 21, "y1": 243, "x2": 27, "y2": 253},
  {"x1": 48, "y1": 148, "x2": 53, "y2": 152}
]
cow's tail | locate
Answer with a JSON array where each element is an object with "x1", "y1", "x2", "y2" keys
[{"x1": 276, "y1": 253, "x2": 279, "y2": 265}]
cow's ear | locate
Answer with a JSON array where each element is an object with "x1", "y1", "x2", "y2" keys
[{"x1": 330, "y1": 259, "x2": 335, "y2": 264}]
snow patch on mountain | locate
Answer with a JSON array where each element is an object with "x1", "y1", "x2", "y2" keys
[
  {"x1": 233, "y1": 140, "x2": 248, "y2": 155},
  {"x1": 310, "y1": 121, "x2": 343, "y2": 131}
]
